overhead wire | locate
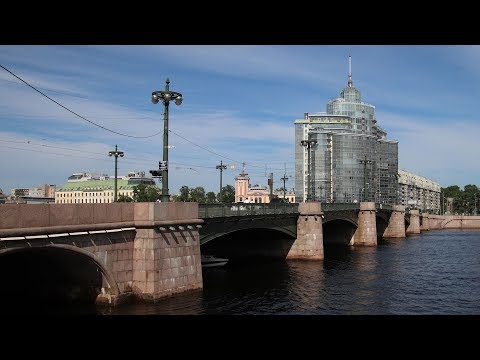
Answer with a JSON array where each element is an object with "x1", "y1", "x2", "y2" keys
[
  {"x1": 1, "y1": 65, "x2": 295, "y2": 174},
  {"x1": 0, "y1": 64, "x2": 162, "y2": 139}
]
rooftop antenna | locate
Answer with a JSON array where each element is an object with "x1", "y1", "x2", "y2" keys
[
  {"x1": 348, "y1": 55, "x2": 353, "y2": 87},
  {"x1": 241, "y1": 162, "x2": 246, "y2": 176}
]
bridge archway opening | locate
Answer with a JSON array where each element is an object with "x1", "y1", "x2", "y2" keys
[
  {"x1": 0, "y1": 246, "x2": 109, "y2": 310},
  {"x1": 201, "y1": 228, "x2": 296, "y2": 262},
  {"x1": 322, "y1": 219, "x2": 357, "y2": 246},
  {"x1": 376, "y1": 215, "x2": 390, "y2": 241}
]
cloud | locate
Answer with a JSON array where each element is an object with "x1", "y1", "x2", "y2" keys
[{"x1": 377, "y1": 110, "x2": 480, "y2": 187}]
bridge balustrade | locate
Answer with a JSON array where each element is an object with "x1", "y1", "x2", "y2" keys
[{"x1": 198, "y1": 203, "x2": 299, "y2": 218}]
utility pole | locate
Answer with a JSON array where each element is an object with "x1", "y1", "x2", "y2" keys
[
  {"x1": 216, "y1": 160, "x2": 227, "y2": 202},
  {"x1": 301, "y1": 136, "x2": 317, "y2": 202},
  {"x1": 359, "y1": 154, "x2": 372, "y2": 202},
  {"x1": 268, "y1": 172, "x2": 273, "y2": 202},
  {"x1": 474, "y1": 192, "x2": 478, "y2": 215},
  {"x1": 281, "y1": 174, "x2": 289, "y2": 199}
]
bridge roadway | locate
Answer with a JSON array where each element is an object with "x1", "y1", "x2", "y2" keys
[{"x1": 1, "y1": 201, "x2": 479, "y2": 306}]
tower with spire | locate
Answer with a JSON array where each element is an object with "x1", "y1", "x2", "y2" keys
[{"x1": 293, "y1": 55, "x2": 398, "y2": 204}]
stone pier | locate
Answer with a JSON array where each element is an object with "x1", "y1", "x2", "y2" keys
[
  {"x1": 287, "y1": 202, "x2": 324, "y2": 260},
  {"x1": 406, "y1": 209, "x2": 420, "y2": 235},
  {"x1": 383, "y1": 205, "x2": 406, "y2": 238},
  {"x1": 131, "y1": 203, "x2": 203, "y2": 301},
  {"x1": 420, "y1": 213, "x2": 430, "y2": 231},
  {"x1": 353, "y1": 202, "x2": 377, "y2": 246}
]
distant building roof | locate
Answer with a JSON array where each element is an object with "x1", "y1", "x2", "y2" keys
[{"x1": 57, "y1": 179, "x2": 132, "y2": 192}]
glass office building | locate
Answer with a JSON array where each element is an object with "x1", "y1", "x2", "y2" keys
[{"x1": 294, "y1": 57, "x2": 399, "y2": 203}]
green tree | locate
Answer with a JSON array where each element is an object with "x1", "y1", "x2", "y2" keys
[
  {"x1": 218, "y1": 184, "x2": 235, "y2": 203},
  {"x1": 189, "y1": 186, "x2": 206, "y2": 203},
  {"x1": 133, "y1": 184, "x2": 161, "y2": 202},
  {"x1": 205, "y1": 191, "x2": 217, "y2": 203},
  {"x1": 174, "y1": 185, "x2": 190, "y2": 202},
  {"x1": 117, "y1": 194, "x2": 133, "y2": 202}
]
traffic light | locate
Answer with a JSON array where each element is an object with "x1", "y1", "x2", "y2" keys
[{"x1": 150, "y1": 170, "x2": 162, "y2": 177}]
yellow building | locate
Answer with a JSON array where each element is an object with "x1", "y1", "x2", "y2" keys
[{"x1": 55, "y1": 172, "x2": 158, "y2": 204}]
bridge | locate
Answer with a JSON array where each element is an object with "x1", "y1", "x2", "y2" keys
[{"x1": 1, "y1": 201, "x2": 479, "y2": 307}]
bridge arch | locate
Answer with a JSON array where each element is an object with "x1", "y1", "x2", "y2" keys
[
  {"x1": 375, "y1": 212, "x2": 390, "y2": 239},
  {"x1": 322, "y1": 218, "x2": 358, "y2": 245},
  {"x1": 201, "y1": 227, "x2": 297, "y2": 260},
  {"x1": 0, "y1": 244, "x2": 119, "y2": 307}
]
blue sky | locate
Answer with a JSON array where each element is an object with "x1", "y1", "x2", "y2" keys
[{"x1": 0, "y1": 45, "x2": 479, "y2": 195}]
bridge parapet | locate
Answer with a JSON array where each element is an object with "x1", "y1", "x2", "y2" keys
[{"x1": 198, "y1": 203, "x2": 299, "y2": 218}]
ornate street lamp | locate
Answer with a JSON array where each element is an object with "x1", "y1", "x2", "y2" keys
[
  {"x1": 108, "y1": 144, "x2": 124, "y2": 202},
  {"x1": 359, "y1": 154, "x2": 372, "y2": 202},
  {"x1": 151, "y1": 78, "x2": 183, "y2": 202},
  {"x1": 301, "y1": 137, "x2": 317, "y2": 202}
]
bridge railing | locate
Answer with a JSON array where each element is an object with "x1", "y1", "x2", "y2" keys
[
  {"x1": 322, "y1": 203, "x2": 360, "y2": 211},
  {"x1": 198, "y1": 203, "x2": 299, "y2": 218}
]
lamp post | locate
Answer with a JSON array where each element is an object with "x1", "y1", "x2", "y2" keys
[
  {"x1": 474, "y1": 192, "x2": 478, "y2": 215},
  {"x1": 151, "y1": 78, "x2": 183, "y2": 203},
  {"x1": 301, "y1": 137, "x2": 317, "y2": 202},
  {"x1": 359, "y1": 154, "x2": 372, "y2": 202},
  {"x1": 281, "y1": 174, "x2": 289, "y2": 199},
  {"x1": 108, "y1": 144, "x2": 124, "y2": 202},
  {"x1": 216, "y1": 160, "x2": 227, "y2": 202}
]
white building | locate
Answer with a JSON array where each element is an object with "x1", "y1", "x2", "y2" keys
[{"x1": 398, "y1": 169, "x2": 441, "y2": 213}]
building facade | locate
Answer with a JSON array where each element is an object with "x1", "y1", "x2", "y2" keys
[
  {"x1": 398, "y1": 169, "x2": 441, "y2": 213},
  {"x1": 234, "y1": 169, "x2": 296, "y2": 203},
  {"x1": 295, "y1": 56, "x2": 399, "y2": 204},
  {"x1": 0, "y1": 188, "x2": 6, "y2": 204},
  {"x1": 9, "y1": 184, "x2": 56, "y2": 202},
  {"x1": 55, "y1": 171, "x2": 158, "y2": 204}
]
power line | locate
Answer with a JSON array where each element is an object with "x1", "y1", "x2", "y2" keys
[
  {"x1": 1, "y1": 64, "x2": 295, "y2": 171},
  {"x1": 0, "y1": 77, "x2": 90, "y2": 99},
  {"x1": 169, "y1": 128, "x2": 287, "y2": 171},
  {"x1": 0, "y1": 64, "x2": 162, "y2": 139}
]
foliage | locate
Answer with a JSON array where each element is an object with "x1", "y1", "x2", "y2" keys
[
  {"x1": 175, "y1": 186, "x2": 190, "y2": 202},
  {"x1": 189, "y1": 187, "x2": 206, "y2": 203},
  {"x1": 441, "y1": 184, "x2": 479, "y2": 214},
  {"x1": 218, "y1": 184, "x2": 235, "y2": 203},
  {"x1": 132, "y1": 184, "x2": 161, "y2": 202},
  {"x1": 117, "y1": 194, "x2": 133, "y2": 202},
  {"x1": 205, "y1": 191, "x2": 217, "y2": 203}
]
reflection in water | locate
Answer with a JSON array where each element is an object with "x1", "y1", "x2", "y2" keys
[{"x1": 10, "y1": 230, "x2": 480, "y2": 315}]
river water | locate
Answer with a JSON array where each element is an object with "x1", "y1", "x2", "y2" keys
[{"x1": 92, "y1": 229, "x2": 480, "y2": 315}]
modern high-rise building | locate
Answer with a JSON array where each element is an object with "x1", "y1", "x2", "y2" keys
[{"x1": 295, "y1": 56, "x2": 399, "y2": 203}]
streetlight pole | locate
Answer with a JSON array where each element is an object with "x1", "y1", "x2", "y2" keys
[
  {"x1": 281, "y1": 174, "x2": 289, "y2": 199},
  {"x1": 475, "y1": 192, "x2": 478, "y2": 215},
  {"x1": 359, "y1": 154, "x2": 372, "y2": 202},
  {"x1": 151, "y1": 78, "x2": 183, "y2": 203},
  {"x1": 216, "y1": 160, "x2": 227, "y2": 202},
  {"x1": 108, "y1": 145, "x2": 124, "y2": 202},
  {"x1": 301, "y1": 137, "x2": 317, "y2": 202}
]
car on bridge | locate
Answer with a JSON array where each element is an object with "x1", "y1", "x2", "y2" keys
[
  {"x1": 230, "y1": 202, "x2": 247, "y2": 211},
  {"x1": 270, "y1": 197, "x2": 289, "y2": 204}
]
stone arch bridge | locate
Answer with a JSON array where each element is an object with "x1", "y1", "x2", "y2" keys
[{"x1": 1, "y1": 202, "x2": 479, "y2": 306}]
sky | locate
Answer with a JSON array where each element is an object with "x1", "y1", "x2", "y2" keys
[{"x1": 0, "y1": 45, "x2": 479, "y2": 195}]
